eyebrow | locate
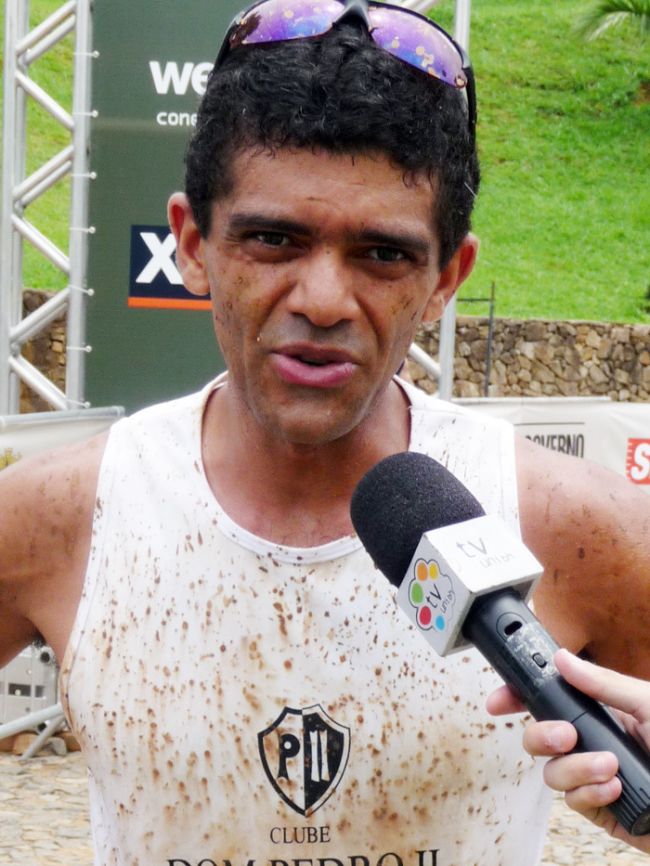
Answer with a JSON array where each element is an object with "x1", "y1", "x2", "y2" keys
[
  {"x1": 226, "y1": 212, "x2": 433, "y2": 256},
  {"x1": 227, "y1": 213, "x2": 311, "y2": 237},
  {"x1": 351, "y1": 228, "x2": 432, "y2": 256}
]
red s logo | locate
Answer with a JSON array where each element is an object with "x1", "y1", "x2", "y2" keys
[{"x1": 626, "y1": 439, "x2": 650, "y2": 484}]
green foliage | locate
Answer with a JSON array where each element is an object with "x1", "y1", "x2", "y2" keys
[
  {"x1": 576, "y1": 0, "x2": 650, "y2": 41},
  {"x1": 434, "y1": 0, "x2": 650, "y2": 323}
]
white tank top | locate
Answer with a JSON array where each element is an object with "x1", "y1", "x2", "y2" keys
[{"x1": 60, "y1": 378, "x2": 551, "y2": 866}]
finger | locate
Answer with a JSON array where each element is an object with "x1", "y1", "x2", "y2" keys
[
  {"x1": 554, "y1": 649, "x2": 650, "y2": 719},
  {"x1": 521, "y1": 720, "x2": 577, "y2": 757},
  {"x1": 485, "y1": 684, "x2": 526, "y2": 716},
  {"x1": 563, "y1": 784, "x2": 650, "y2": 856},
  {"x1": 542, "y1": 750, "x2": 619, "y2": 792},
  {"x1": 564, "y1": 776, "x2": 623, "y2": 814}
]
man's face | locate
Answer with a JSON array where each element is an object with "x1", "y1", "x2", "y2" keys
[{"x1": 177, "y1": 147, "x2": 464, "y2": 447}]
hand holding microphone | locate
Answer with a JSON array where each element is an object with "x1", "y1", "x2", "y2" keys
[
  {"x1": 490, "y1": 648, "x2": 650, "y2": 853},
  {"x1": 350, "y1": 451, "x2": 650, "y2": 837}
]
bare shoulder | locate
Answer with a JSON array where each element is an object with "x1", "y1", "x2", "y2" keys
[
  {"x1": 0, "y1": 431, "x2": 109, "y2": 665},
  {"x1": 515, "y1": 434, "x2": 650, "y2": 678}
]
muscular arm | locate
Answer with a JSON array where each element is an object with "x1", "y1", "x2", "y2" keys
[
  {"x1": 516, "y1": 435, "x2": 650, "y2": 680},
  {"x1": 0, "y1": 433, "x2": 107, "y2": 666}
]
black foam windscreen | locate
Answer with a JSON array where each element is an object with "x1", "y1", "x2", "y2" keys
[{"x1": 350, "y1": 451, "x2": 485, "y2": 586}]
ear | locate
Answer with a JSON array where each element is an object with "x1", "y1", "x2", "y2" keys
[
  {"x1": 423, "y1": 233, "x2": 479, "y2": 322},
  {"x1": 167, "y1": 192, "x2": 210, "y2": 297}
]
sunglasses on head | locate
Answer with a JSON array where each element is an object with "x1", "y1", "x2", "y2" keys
[{"x1": 215, "y1": 0, "x2": 476, "y2": 137}]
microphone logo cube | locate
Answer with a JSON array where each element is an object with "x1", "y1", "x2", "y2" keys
[{"x1": 396, "y1": 515, "x2": 543, "y2": 655}]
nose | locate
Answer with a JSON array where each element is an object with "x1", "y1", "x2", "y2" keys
[{"x1": 286, "y1": 248, "x2": 359, "y2": 329}]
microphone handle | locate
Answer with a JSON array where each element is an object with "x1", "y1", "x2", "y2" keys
[{"x1": 463, "y1": 588, "x2": 650, "y2": 836}]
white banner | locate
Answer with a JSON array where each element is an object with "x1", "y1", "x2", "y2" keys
[
  {"x1": 0, "y1": 407, "x2": 123, "y2": 469},
  {"x1": 461, "y1": 398, "x2": 650, "y2": 492}
]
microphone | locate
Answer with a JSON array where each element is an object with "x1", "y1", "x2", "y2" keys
[{"x1": 350, "y1": 451, "x2": 650, "y2": 836}]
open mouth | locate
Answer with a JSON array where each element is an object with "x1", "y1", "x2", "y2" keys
[
  {"x1": 271, "y1": 350, "x2": 356, "y2": 388},
  {"x1": 294, "y1": 355, "x2": 330, "y2": 366}
]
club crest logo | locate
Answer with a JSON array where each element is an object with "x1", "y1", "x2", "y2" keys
[
  {"x1": 408, "y1": 557, "x2": 456, "y2": 632},
  {"x1": 258, "y1": 704, "x2": 350, "y2": 816}
]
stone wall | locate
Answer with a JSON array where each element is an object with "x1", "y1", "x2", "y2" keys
[
  {"x1": 18, "y1": 291, "x2": 650, "y2": 410},
  {"x1": 20, "y1": 291, "x2": 66, "y2": 413},
  {"x1": 409, "y1": 316, "x2": 650, "y2": 402}
]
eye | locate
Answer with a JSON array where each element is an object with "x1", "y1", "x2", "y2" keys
[
  {"x1": 253, "y1": 231, "x2": 290, "y2": 247},
  {"x1": 367, "y1": 246, "x2": 409, "y2": 263}
]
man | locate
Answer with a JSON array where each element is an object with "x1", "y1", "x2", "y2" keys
[{"x1": 1, "y1": 1, "x2": 649, "y2": 864}]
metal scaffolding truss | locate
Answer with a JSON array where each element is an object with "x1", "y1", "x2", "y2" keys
[{"x1": 0, "y1": 0, "x2": 93, "y2": 414}]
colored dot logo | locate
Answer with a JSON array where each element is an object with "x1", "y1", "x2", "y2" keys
[
  {"x1": 408, "y1": 557, "x2": 455, "y2": 633},
  {"x1": 415, "y1": 560, "x2": 439, "y2": 581}
]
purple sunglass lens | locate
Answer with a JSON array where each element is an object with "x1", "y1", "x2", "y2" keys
[
  {"x1": 227, "y1": 0, "x2": 467, "y2": 92},
  {"x1": 368, "y1": 6, "x2": 467, "y2": 88},
  {"x1": 230, "y1": 0, "x2": 345, "y2": 48}
]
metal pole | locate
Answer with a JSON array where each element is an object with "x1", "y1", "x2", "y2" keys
[
  {"x1": 20, "y1": 712, "x2": 67, "y2": 758},
  {"x1": 0, "y1": 702, "x2": 65, "y2": 741},
  {"x1": 407, "y1": 342, "x2": 441, "y2": 381},
  {"x1": 11, "y1": 2, "x2": 30, "y2": 413},
  {"x1": 8, "y1": 355, "x2": 69, "y2": 409},
  {"x1": 0, "y1": 1, "x2": 23, "y2": 413},
  {"x1": 11, "y1": 289, "x2": 70, "y2": 347},
  {"x1": 437, "y1": 0, "x2": 472, "y2": 401},
  {"x1": 14, "y1": 144, "x2": 74, "y2": 202},
  {"x1": 66, "y1": 0, "x2": 93, "y2": 406},
  {"x1": 454, "y1": 0, "x2": 472, "y2": 48}
]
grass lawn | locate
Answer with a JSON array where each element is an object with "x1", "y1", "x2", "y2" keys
[
  {"x1": 2, "y1": 0, "x2": 649, "y2": 323},
  {"x1": 433, "y1": 0, "x2": 649, "y2": 323}
]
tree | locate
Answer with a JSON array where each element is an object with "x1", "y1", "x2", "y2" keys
[{"x1": 577, "y1": 0, "x2": 650, "y2": 40}]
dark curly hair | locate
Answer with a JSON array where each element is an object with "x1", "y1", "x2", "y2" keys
[{"x1": 185, "y1": 22, "x2": 480, "y2": 269}]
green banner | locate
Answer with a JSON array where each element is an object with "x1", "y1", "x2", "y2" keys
[{"x1": 86, "y1": 0, "x2": 243, "y2": 413}]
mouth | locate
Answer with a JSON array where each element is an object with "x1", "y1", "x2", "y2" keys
[
  {"x1": 270, "y1": 345, "x2": 358, "y2": 388},
  {"x1": 290, "y1": 352, "x2": 336, "y2": 367}
]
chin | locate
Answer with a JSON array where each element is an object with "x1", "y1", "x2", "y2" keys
[
  {"x1": 247, "y1": 383, "x2": 381, "y2": 448},
  {"x1": 263, "y1": 410, "x2": 363, "y2": 449},
  {"x1": 280, "y1": 424, "x2": 356, "y2": 449}
]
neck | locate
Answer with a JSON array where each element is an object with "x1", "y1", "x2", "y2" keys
[{"x1": 201, "y1": 379, "x2": 411, "y2": 546}]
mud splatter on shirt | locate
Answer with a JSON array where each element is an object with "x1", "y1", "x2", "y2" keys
[{"x1": 59, "y1": 379, "x2": 551, "y2": 866}]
